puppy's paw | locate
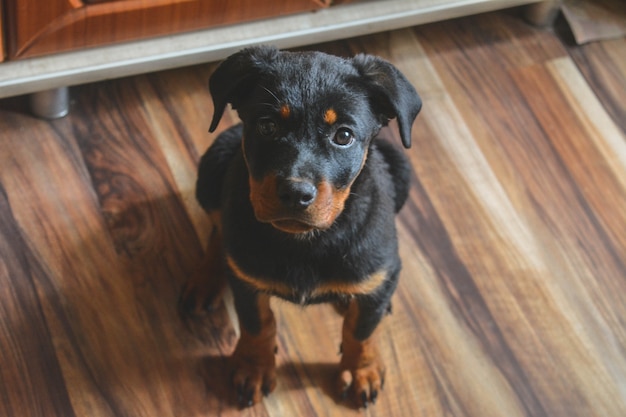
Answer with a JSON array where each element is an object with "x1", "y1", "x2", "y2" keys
[
  {"x1": 337, "y1": 357, "x2": 386, "y2": 408},
  {"x1": 337, "y1": 335, "x2": 386, "y2": 409},
  {"x1": 230, "y1": 349, "x2": 277, "y2": 407}
]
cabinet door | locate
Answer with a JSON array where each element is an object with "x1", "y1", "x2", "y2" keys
[{"x1": 5, "y1": 0, "x2": 325, "y2": 59}]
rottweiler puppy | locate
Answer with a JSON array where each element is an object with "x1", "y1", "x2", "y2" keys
[{"x1": 179, "y1": 45, "x2": 421, "y2": 408}]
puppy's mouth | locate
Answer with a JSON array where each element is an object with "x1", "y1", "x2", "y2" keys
[
  {"x1": 256, "y1": 209, "x2": 334, "y2": 234},
  {"x1": 269, "y1": 219, "x2": 318, "y2": 234},
  {"x1": 249, "y1": 175, "x2": 349, "y2": 235}
]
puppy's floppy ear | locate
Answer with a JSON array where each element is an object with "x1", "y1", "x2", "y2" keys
[
  {"x1": 351, "y1": 54, "x2": 422, "y2": 148},
  {"x1": 208, "y1": 45, "x2": 279, "y2": 132}
]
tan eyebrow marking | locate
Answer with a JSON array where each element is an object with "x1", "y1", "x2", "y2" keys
[
  {"x1": 324, "y1": 108, "x2": 337, "y2": 125},
  {"x1": 280, "y1": 104, "x2": 291, "y2": 119}
]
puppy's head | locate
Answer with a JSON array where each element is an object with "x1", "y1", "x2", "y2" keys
[{"x1": 209, "y1": 46, "x2": 421, "y2": 234}]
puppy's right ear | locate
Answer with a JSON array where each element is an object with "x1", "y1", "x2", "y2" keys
[
  {"x1": 208, "y1": 46, "x2": 279, "y2": 132},
  {"x1": 351, "y1": 54, "x2": 421, "y2": 149}
]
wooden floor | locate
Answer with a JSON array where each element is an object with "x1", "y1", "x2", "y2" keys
[{"x1": 1, "y1": 10, "x2": 625, "y2": 417}]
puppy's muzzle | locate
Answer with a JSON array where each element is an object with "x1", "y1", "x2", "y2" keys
[{"x1": 249, "y1": 174, "x2": 349, "y2": 234}]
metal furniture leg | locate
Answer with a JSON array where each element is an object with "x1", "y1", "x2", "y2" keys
[
  {"x1": 524, "y1": 0, "x2": 562, "y2": 27},
  {"x1": 29, "y1": 87, "x2": 70, "y2": 119}
]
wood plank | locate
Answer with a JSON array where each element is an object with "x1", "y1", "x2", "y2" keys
[
  {"x1": 567, "y1": 37, "x2": 626, "y2": 134},
  {"x1": 0, "y1": 165, "x2": 75, "y2": 416},
  {"x1": 65, "y1": 78, "x2": 249, "y2": 415},
  {"x1": 349, "y1": 26, "x2": 556, "y2": 415},
  {"x1": 139, "y1": 66, "x2": 238, "y2": 246},
  {"x1": 0, "y1": 99, "x2": 240, "y2": 416},
  {"x1": 413, "y1": 14, "x2": 626, "y2": 417}
]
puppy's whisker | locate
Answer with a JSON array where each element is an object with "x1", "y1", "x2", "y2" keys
[
  {"x1": 261, "y1": 85, "x2": 281, "y2": 104},
  {"x1": 257, "y1": 102, "x2": 279, "y2": 109}
]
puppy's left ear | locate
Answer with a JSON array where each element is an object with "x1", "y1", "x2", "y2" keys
[
  {"x1": 208, "y1": 46, "x2": 279, "y2": 132},
  {"x1": 352, "y1": 55, "x2": 422, "y2": 148}
]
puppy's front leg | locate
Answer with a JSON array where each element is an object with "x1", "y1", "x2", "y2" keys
[
  {"x1": 229, "y1": 279, "x2": 277, "y2": 407},
  {"x1": 338, "y1": 295, "x2": 390, "y2": 408}
]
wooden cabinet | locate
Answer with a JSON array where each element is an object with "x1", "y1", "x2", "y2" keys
[
  {"x1": 4, "y1": 0, "x2": 326, "y2": 59},
  {"x1": 0, "y1": 0, "x2": 552, "y2": 103}
]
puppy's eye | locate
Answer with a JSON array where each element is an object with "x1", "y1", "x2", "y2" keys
[
  {"x1": 257, "y1": 118, "x2": 277, "y2": 136},
  {"x1": 332, "y1": 128, "x2": 354, "y2": 147}
]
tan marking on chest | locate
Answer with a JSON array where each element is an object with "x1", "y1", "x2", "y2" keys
[
  {"x1": 227, "y1": 255, "x2": 293, "y2": 297},
  {"x1": 312, "y1": 270, "x2": 388, "y2": 298},
  {"x1": 227, "y1": 255, "x2": 388, "y2": 300}
]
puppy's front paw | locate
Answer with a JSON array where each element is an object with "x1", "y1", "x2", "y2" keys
[
  {"x1": 337, "y1": 352, "x2": 386, "y2": 408},
  {"x1": 230, "y1": 344, "x2": 277, "y2": 407},
  {"x1": 229, "y1": 304, "x2": 278, "y2": 408}
]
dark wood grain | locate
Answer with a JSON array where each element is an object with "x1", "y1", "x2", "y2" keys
[
  {"x1": 567, "y1": 38, "x2": 626, "y2": 134},
  {"x1": 0, "y1": 183, "x2": 75, "y2": 417},
  {"x1": 0, "y1": 10, "x2": 625, "y2": 417}
]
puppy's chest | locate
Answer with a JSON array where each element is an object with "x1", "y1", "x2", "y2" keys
[{"x1": 226, "y1": 247, "x2": 387, "y2": 305}]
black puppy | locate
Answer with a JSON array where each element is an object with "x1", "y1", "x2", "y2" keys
[{"x1": 180, "y1": 45, "x2": 421, "y2": 408}]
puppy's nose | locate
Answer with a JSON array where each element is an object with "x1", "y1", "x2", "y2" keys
[{"x1": 277, "y1": 178, "x2": 317, "y2": 209}]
